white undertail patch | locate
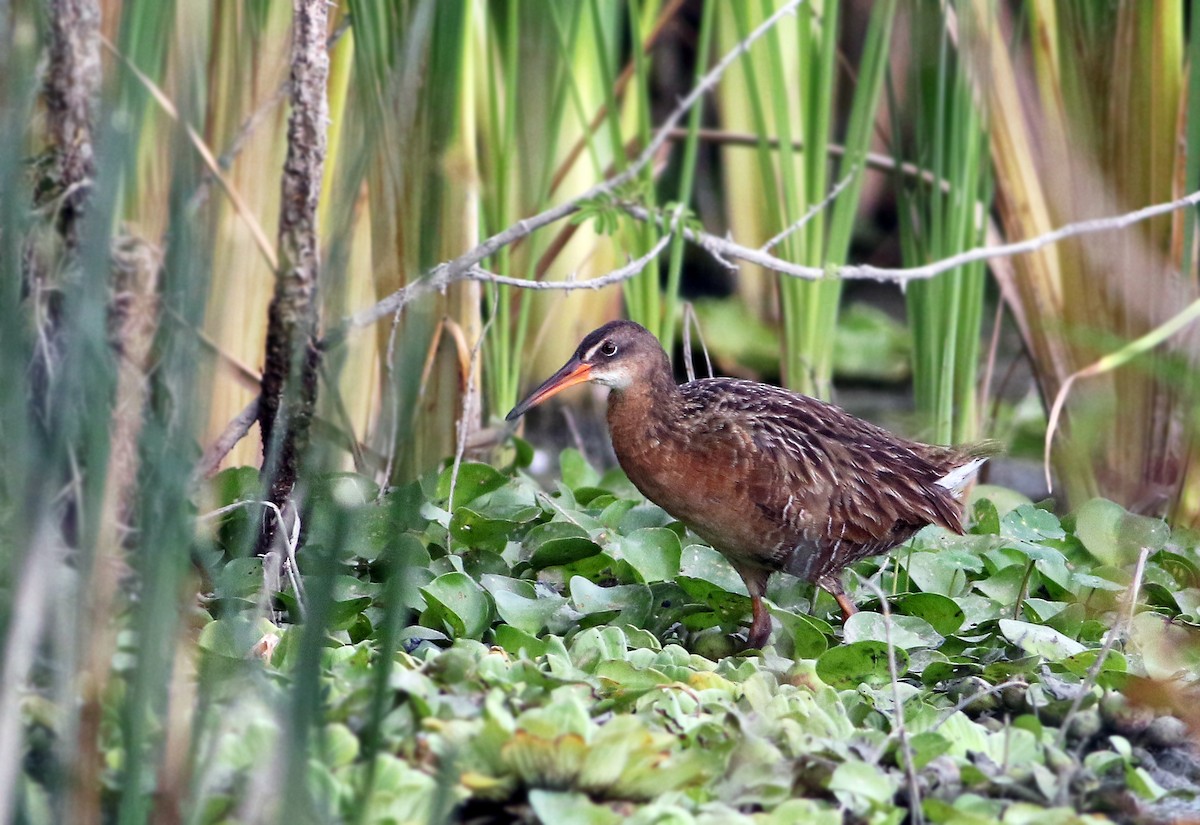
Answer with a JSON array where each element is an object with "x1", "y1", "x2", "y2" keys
[{"x1": 936, "y1": 458, "x2": 987, "y2": 495}]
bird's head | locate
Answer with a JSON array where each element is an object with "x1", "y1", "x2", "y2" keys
[{"x1": 506, "y1": 320, "x2": 667, "y2": 421}]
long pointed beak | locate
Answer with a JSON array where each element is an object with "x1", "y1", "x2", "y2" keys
[{"x1": 506, "y1": 358, "x2": 593, "y2": 421}]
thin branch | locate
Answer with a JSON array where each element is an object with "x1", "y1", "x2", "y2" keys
[
  {"x1": 193, "y1": 397, "x2": 261, "y2": 482},
  {"x1": 625, "y1": 186, "x2": 1200, "y2": 283},
  {"x1": 1052, "y1": 546, "x2": 1150, "y2": 753},
  {"x1": 330, "y1": 0, "x2": 808, "y2": 339},
  {"x1": 761, "y1": 166, "x2": 858, "y2": 253},
  {"x1": 854, "y1": 574, "x2": 923, "y2": 825},
  {"x1": 666, "y1": 127, "x2": 951, "y2": 190},
  {"x1": 467, "y1": 234, "x2": 673, "y2": 291}
]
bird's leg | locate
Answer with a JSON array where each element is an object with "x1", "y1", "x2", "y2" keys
[
  {"x1": 834, "y1": 591, "x2": 858, "y2": 621},
  {"x1": 817, "y1": 573, "x2": 858, "y2": 621},
  {"x1": 747, "y1": 596, "x2": 771, "y2": 650},
  {"x1": 734, "y1": 564, "x2": 772, "y2": 650}
]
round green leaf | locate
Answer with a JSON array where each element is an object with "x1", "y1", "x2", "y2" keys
[
  {"x1": 678, "y1": 544, "x2": 747, "y2": 595},
  {"x1": 896, "y1": 592, "x2": 965, "y2": 635},
  {"x1": 998, "y1": 619, "x2": 1086, "y2": 661},
  {"x1": 615, "y1": 528, "x2": 682, "y2": 583},
  {"x1": 328, "y1": 597, "x2": 373, "y2": 631},
  {"x1": 215, "y1": 557, "x2": 263, "y2": 600},
  {"x1": 488, "y1": 585, "x2": 573, "y2": 635},
  {"x1": 449, "y1": 507, "x2": 514, "y2": 552},
  {"x1": 560, "y1": 449, "x2": 601, "y2": 490},
  {"x1": 1076, "y1": 497, "x2": 1168, "y2": 566},
  {"x1": 769, "y1": 608, "x2": 829, "y2": 659},
  {"x1": 310, "y1": 472, "x2": 378, "y2": 507},
  {"x1": 420, "y1": 572, "x2": 491, "y2": 639},
  {"x1": 493, "y1": 624, "x2": 549, "y2": 657},
  {"x1": 816, "y1": 640, "x2": 909, "y2": 689},
  {"x1": 843, "y1": 612, "x2": 944, "y2": 649},
  {"x1": 530, "y1": 537, "x2": 602, "y2": 569},
  {"x1": 208, "y1": 466, "x2": 260, "y2": 508},
  {"x1": 569, "y1": 576, "x2": 652, "y2": 628},
  {"x1": 436, "y1": 462, "x2": 507, "y2": 510},
  {"x1": 524, "y1": 522, "x2": 602, "y2": 570},
  {"x1": 1002, "y1": 504, "x2": 1066, "y2": 542}
]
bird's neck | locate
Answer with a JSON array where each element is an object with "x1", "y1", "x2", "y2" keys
[{"x1": 606, "y1": 363, "x2": 680, "y2": 428}]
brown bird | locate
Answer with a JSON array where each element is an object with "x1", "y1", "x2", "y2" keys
[{"x1": 507, "y1": 320, "x2": 996, "y2": 650}]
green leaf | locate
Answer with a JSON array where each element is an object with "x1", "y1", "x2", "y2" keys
[
  {"x1": 1153, "y1": 550, "x2": 1200, "y2": 589},
  {"x1": 903, "y1": 550, "x2": 981, "y2": 596},
  {"x1": 492, "y1": 624, "x2": 549, "y2": 657},
  {"x1": 215, "y1": 557, "x2": 263, "y2": 600},
  {"x1": 322, "y1": 723, "x2": 359, "y2": 769},
  {"x1": 816, "y1": 641, "x2": 909, "y2": 689},
  {"x1": 1126, "y1": 766, "x2": 1167, "y2": 801},
  {"x1": 844, "y1": 612, "x2": 944, "y2": 649},
  {"x1": 768, "y1": 607, "x2": 830, "y2": 659},
  {"x1": 328, "y1": 597, "x2": 373, "y2": 631},
  {"x1": 594, "y1": 659, "x2": 672, "y2": 693},
  {"x1": 678, "y1": 544, "x2": 747, "y2": 594},
  {"x1": 485, "y1": 578, "x2": 573, "y2": 635},
  {"x1": 617, "y1": 504, "x2": 674, "y2": 533},
  {"x1": 896, "y1": 593, "x2": 966, "y2": 635},
  {"x1": 974, "y1": 565, "x2": 1029, "y2": 604},
  {"x1": 1060, "y1": 648, "x2": 1127, "y2": 679},
  {"x1": 1075, "y1": 497, "x2": 1169, "y2": 566},
  {"x1": 525, "y1": 521, "x2": 601, "y2": 569},
  {"x1": 379, "y1": 534, "x2": 434, "y2": 610},
  {"x1": 614, "y1": 528, "x2": 682, "y2": 583},
  {"x1": 510, "y1": 435, "x2": 535, "y2": 469},
  {"x1": 309, "y1": 472, "x2": 378, "y2": 507},
  {"x1": 560, "y1": 448, "x2": 601, "y2": 490},
  {"x1": 970, "y1": 497, "x2": 1001, "y2": 535},
  {"x1": 420, "y1": 572, "x2": 491, "y2": 639},
  {"x1": 198, "y1": 617, "x2": 268, "y2": 660},
  {"x1": 907, "y1": 731, "x2": 952, "y2": 770},
  {"x1": 828, "y1": 760, "x2": 898, "y2": 806},
  {"x1": 449, "y1": 507, "x2": 515, "y2": 552},
  {"x1": 569, "y1": 577, "x2": 653, "y2": 628},
  {"x1": 1002, "y1": 505, "x2": 1066, "y2": 542},
  {"x1": 208, "y1": 466, "x2": 261, "y2": 508},
  {"x1": 436, "y1": 462, "x2": 507, "y2": 510},
  {"x1": 527, "y1": 791, "x2": 621, "y2": 825},
  {"x1": 998, "y1": 619, "x2": 1086, "y2": 661}
]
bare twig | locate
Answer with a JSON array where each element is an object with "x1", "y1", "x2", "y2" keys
[
  {"x1": 198, "y1": 499, "x2": 305, "y2": 615},
  {"x1": 679, "y1": 302, "x2": 714, "y2": 382},
  {"x1": 466, "y1": 234, "x2": 674, "y2": 291},
  {"x1": 665, "y1": 128, "x2": 952, "y2": 190},
  {"x1": 331, "y1": 0, "x2": 808, "y2": 339},
  {"x1": 193, "y1": 396, "x2": 261, "y2": 482},
  {"x1": 854, "y1": 574, "x2": 923, "y2": 825},
  {"x1": 624, "y1": 186, "x2": 1200, "y2": 284},
  {"x1": 446, "y1": 314, "x2": 493, "y2": 516},
  {"x1": 1053, "y1": 546, "x2": 1151, "y2": 752},
  {"x1": 760, "y1": 167, "x2": 858, "y2": 253}
]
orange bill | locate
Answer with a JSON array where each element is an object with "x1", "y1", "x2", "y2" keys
[{"x1": 506, "y1": 358, "x2": 593, "y2": 421}]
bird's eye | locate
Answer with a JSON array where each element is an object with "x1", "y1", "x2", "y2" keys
[{"x1": 599, "y1": 340, "x2": 618, "y2": 357}]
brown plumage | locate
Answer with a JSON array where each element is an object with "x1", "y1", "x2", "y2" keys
[{"x1": 507, "y1": 320, "x2": 997, "y2": 650}]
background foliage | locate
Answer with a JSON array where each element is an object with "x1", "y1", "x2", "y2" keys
[{"x1": 3, "y1": 0, "x2": 1200, "y2": 823}]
